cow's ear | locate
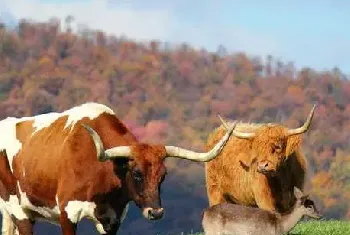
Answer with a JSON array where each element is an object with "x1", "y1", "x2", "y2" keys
[
  {"x1": 239, "y1": 157, "x2": 256, "y2": 171},
  {"x1": 286, "y1": 134, "x2": 302, "y2": 157},
  {"x1": 239, "y1": 160, "x2": 250, "y2": 171}
]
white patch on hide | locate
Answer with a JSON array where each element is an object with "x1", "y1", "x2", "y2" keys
[
  {"x1": 0, "y1": 195, "x2": 28, "y2": 221},
  {"x1": 65, "y1": 201, "x2": 107, "y2": 234},
  {"x1": 17, "y1": 183, "x2": 60, "y2": 223},
  {"x1": 0, "y1": 102, "x2": 115, "y2": 172},
  {"x1": 0, "y1": 207, "x2": 16, "y2": 235},
  {"x1": 1, "y1": 190, "x2": 124, "y2": 234},
  {"x1": 0, "y1": 118, "x2": 23, "y2": 172},
  {"x1": 62, "y1": 103, "x2": 114, "y2": 130}
]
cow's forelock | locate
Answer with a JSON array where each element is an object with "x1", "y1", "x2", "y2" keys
[{"x1": 252, "y1": 126, "x2": 290, "y2": 175}]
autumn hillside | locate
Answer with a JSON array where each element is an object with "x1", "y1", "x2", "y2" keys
[{"x1": 0, "y1": 19, "x2": 350, "y2": 235}]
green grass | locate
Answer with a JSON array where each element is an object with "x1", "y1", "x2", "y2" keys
[
  {"x1": 288, "y1": 220, "x2": 350, "y2": 235},
  {"x1": 185, "y1": 220, "x2": 350, "y2": 235}
]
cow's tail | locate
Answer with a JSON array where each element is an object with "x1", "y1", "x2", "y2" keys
[{"x1": 0, "y1": 149, "x2": 16, "y2": 193}]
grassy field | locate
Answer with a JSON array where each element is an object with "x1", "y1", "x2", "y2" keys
[
  {"x1": 186, "y1": 220, "x2": 350, "y2": 235},
  {"x1": 287, "y1": 220, "x2": 350, "y2": 235}
]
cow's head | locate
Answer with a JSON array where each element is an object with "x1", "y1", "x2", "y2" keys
[
  {"x1": 220, "y1": 105, "x2": 316, "y2": 177},
  {"x1": 82, "y1": 122, "x2": 236, "y2": 220}
]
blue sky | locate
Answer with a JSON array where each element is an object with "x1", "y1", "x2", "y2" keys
[{"x1": 0, "y1": 0, "x2": 349, "y2": 73}]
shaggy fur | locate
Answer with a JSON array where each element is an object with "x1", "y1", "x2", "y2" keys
[{"x1": 205, "y1": 122, "x2": 307, "y2": 213}]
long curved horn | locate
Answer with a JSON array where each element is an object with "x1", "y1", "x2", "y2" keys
[
  {"x1": 165, "y1": 121, "x2": 237, "y2": 162},
  {"x1": 82, "y1": 124, "x2": 131, "y2": 162},
  {"x1": 287, "y1": 104, "x2": 317, "y2": 136},
  {"x1": 218, "y1": 115, "x2": 255, "y2": 139}
]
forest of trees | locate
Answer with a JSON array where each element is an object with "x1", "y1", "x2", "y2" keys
[{"x1": 0, "y1": 18, "x2": 350, "y2": 235}]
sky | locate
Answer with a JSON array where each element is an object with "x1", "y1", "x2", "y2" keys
[{"x1": 0, "y1": 0, "x2": 349, "y2": 73}]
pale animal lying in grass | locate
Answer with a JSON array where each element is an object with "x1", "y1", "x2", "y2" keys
[{"x1": 202, "y1": 187, "x2": 321, "y2": 235}]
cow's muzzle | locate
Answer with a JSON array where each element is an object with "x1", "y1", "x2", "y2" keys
[
  {"x1": 142, "y1": 207, "x2": 164, "y2": 220},
  {"x1": 257, "y1": 161, "x2": 277, "y2": 176}
]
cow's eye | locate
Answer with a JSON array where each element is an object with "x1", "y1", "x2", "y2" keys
[
  {"x1": 272, "y1": 143, "x2": 283, "y2": 153},
  {"x1": 132, "y1": 170, "x2": 143, "y2": 182}
]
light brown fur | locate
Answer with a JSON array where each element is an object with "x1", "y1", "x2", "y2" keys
[{"x1": 205, "y1": 122, "x2": 307, "y2": 213}]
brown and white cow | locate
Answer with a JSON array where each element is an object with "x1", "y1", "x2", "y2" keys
[
  {"x1": 0, "y1": 102, "x2": 236, "y2": 235},
  {"x1": 205, "y1": 105, "x2": 316, "y2": 214}
]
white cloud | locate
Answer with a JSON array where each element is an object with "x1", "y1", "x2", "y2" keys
[
  {"x1": 171, "y1": 23, "x2": 281, "y2": 57},
  {"x1": 0, "y1": 0, "x2": 280, "y2": 58},
  {"x1": 1, "y1": 0, "x2": 348, "y2": 73},
  {"x1": 1, "y1": 0, "x2": 174, "y2": 41}
]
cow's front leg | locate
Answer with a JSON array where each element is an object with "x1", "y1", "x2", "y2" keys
[
  {"x1": 252, "y1": 175, "x2": 276, "y2": 212},
  {"x1": 105, "y1": 221, "x2": 120, "y2": 235},
  {"x1": 15, "y1": 219, "x2": 34, "y2": 235},
  {"x1": 205, "y1": 168, "x2": 226, "y2": 206},
  {"x1": 59, "y1": 211, "x2": 77, "y2": 235}
]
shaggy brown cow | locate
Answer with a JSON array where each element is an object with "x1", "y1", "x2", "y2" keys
[
  {"x1": 205, "y1": 105, "x2": 316, "y2": 213},
  {"x1": 0, "y1": 102, "x2": 236, "y2": 235}
]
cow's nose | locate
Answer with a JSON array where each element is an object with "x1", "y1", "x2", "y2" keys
[
  {"x1": 257, "y1": 160, "x2": 275, "y2": 174},
  {"x1": 148, "y1": 208, "x2": 164, "y2": 220},
  {"x1": 257, "y1": 162, "x2": 269, "y2": 172}
]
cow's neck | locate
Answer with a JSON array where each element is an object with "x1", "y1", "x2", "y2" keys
[
  {"x1": 262, "y1": 153, "x2": 303, "y2": 213},
  {"x1": 102, "y1": 186, "x2": 130, "y2": 218}
]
